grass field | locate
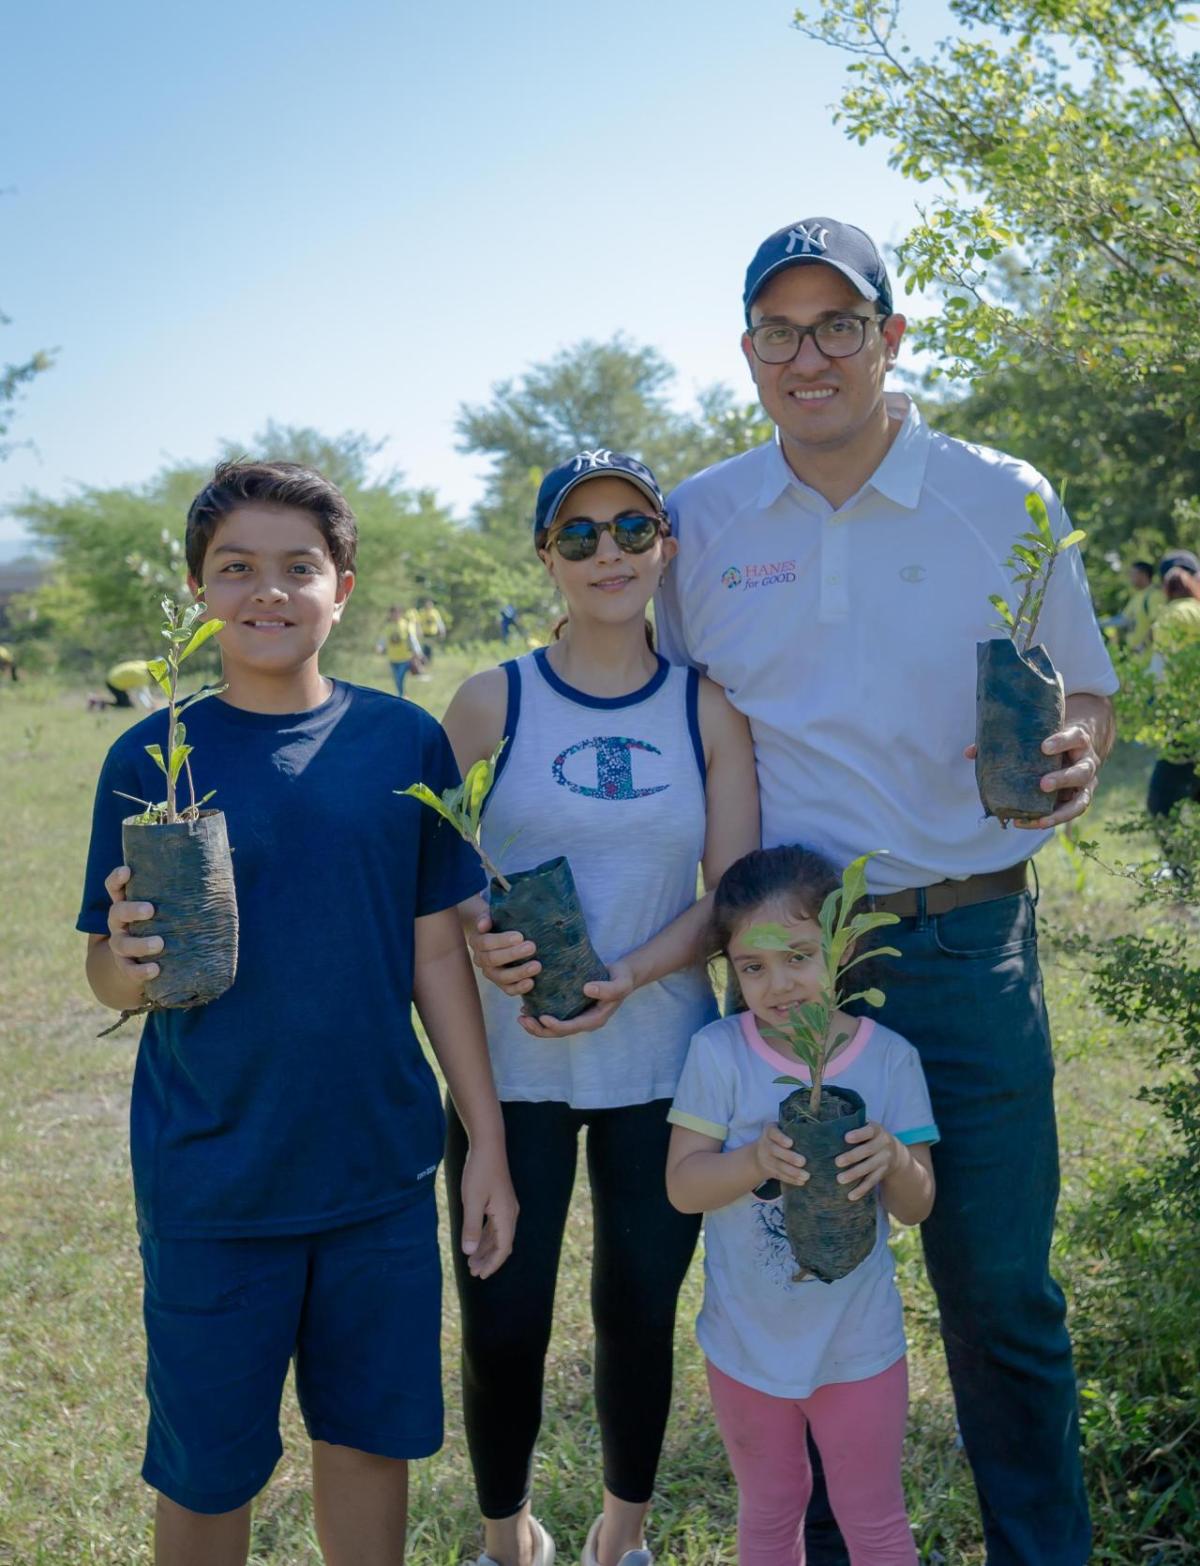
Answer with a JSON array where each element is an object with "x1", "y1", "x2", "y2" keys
[{"x1": 1, "y1": 646, "x2": 1195, "y2": 1564}]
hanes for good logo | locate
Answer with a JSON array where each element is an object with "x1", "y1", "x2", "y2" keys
[{"x1": 722, "y1": 559, "x2": 797, "y2": 591}]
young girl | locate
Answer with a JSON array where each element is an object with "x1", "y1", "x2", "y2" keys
[
  {"x1": 666, "y1": 845, "x2": 937, "y2": 1566},
  {"x1": 441, "y1": 449, "x2": 759, "y2": 1566}
]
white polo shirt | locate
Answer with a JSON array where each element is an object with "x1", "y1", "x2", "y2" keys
[{"x1": 656, "y1": 394, "x2": 1118, "y2": 892}]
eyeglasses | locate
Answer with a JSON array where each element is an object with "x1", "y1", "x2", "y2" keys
[
  {"x1": 546, "y1": 514, "x2": 664, "y2": 562},
  {"x1": 748, "y1": 313, "x2": 888, "y2": 364}
]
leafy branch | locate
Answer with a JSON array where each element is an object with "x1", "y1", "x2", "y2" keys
[
  {"x1": 988, "y1": 490, "x2": 1085, "y2": 653},
  {"x1": 744, "y1": 852, "x2": 900, "y2": 1117},
  {"x1": 140, "y1": 595, "x2": 226, "y2": 824},
  {"x1": 397, "y1": 741, "x2": 513, "y2": 890}
]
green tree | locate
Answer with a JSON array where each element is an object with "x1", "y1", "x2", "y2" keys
[
  {"x1": 793, "y1": 0, "x2": 1199, "y2": 391},
  {"x1": 922, "y1": 364, "x2": 1200, "y2": 598},
  {"x1": 14, "y1": 427, "x2": 480, "y2": 669},
  {"x1": 457, "y1": 335, "x2": 771, "y2": 551},
  {"x1": 795, "y1": 0, "x2": 1199, "y2": 581}
]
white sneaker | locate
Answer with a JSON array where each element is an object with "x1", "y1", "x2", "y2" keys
[
  {"x1": 475, "y1": 1516, "x2": 556, "y2": 1566},
  {"x1": 581, "y1": 1515, "x2": 652, "y2": 1566}
]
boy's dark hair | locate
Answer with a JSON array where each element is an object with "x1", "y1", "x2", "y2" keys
[
  {"x1": 1132, "y1": 560, "x2": 1154, "y2": 577},
  {"x1": 186, "y1": 460, "x2": 358, "y2": 580},
  {"x1": 710, "y1": 843, "x2": 842, "y2": 958}
]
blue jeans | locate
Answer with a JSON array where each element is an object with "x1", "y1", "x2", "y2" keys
[
  {"x1": 390, "y1": 661, "x2": 408, "y2": 697},
  {"x1": 807, "y1": 889, "x2": 1090, "y2": 1566}
]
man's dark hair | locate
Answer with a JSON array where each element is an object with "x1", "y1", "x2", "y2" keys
[
  {"x1": 186, "y1": 460, "x2": 358, "y2": 580},
  {"x1": 1132, "y1": 560, "x2": 1154, "y2": 577}
]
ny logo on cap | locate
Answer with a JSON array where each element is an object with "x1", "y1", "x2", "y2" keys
[
  {"x1": 573, "y1": 449, "x2": 616, "y2": 472},
  {"x1": 785, "y1": 223, "x2": 829, "y2": 256}
]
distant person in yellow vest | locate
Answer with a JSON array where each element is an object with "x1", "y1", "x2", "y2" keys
[
  {"x1": 88, "y1": 660, "x2": 157, "y2": 711},
  {"x1": 0, "y1": 644, "x2": 18, "y2": 682},
  {"x1": 1119, "y1": 560, "x2": 1159, "y2": 658},
  {"x1": 378, "y1": 605, "x2": 423, "y2": 697},
  {"x1": 416, "y1": 596, "x2": 447, "y2": 663}
]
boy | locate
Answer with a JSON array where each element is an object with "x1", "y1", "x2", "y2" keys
[{"x1": 78, "y1": 460, "x2": 516, "y2": 1566}]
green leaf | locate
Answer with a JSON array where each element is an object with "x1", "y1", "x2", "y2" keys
[
  {"x1": 846, "y1": 910, "x2": 901, "y2": 936},
  {"x1": 743, "y1": 922, "x2": 797, "y2": 951},
  {"x1": 180, "y1": 617, "x2": 224, "y2": 661},
  {"x1": 397, "y1": 781, "x2": 470, "y2": 839},
  {"x1": 861, "y1": 987, "x2": 886, "y2": 1007},
  {"x1": 168, "y1": 743, "x2": 193, "y2": 785},
  {"x1": 462, "y1": 754, "x2": 496, "y2": 833},
  {"x1": 177, "y1": 681, "x2": 228, "y2": 711},
  {"x1": 989, "y1": 593, "x2": 1016, "y2": 627},
  {"x1": 144, "y1": 743, "x2": 167, "y2": 776},
  {"x1": 1024, "y1": 490, "x2": 1053, "y2": 544},
  {"x1": 146, "y1": 657, "x2": 172, "y2": 698},
  {"x1": 1057, "y1": 529, "x2": 1086, "y2": 552}
]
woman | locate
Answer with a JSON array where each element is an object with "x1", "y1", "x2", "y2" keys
[{"x1": 441, "y1": 450, "x2": 759, "y2": 1566}]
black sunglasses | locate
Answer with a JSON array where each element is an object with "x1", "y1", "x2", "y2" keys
[{"x1": 547, "y1": 513, "x2": 664, "y2": 562}]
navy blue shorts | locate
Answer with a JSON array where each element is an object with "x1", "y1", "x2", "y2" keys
[{"x1": 139, "y1": 1193, "x2": 442, "y2": 1514}]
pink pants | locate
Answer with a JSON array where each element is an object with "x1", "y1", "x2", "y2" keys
[{"x1": 706, "y1": 1357, "x2": 916, "y2": 1566}]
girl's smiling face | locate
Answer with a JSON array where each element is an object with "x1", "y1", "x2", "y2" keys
[
  {"x1": 728, "y1": 899, "x2": 828, "y2": 1028},
  {"x1": 539, "y1": 475, "x2": 676, "y2": 627}
]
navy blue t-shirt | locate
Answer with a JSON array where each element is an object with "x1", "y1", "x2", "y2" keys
[{"x1": 77, "y1": 680, "x2": 485, "y2": 1238}]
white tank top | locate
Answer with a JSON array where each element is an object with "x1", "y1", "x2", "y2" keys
[{"x1": 479, "y1": 648, "x2": 719, "y2": 1108}]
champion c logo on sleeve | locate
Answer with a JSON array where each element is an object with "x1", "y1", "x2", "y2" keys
[{"x1": 552, "y1": 737, "x2": 669, "y2": 800}]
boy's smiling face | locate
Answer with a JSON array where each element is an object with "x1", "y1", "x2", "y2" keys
[{"x1": 190, "y1": 503, "x2": 354, "y2": 679}]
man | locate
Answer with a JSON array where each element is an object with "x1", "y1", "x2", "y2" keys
[
  {"x1": 1104, "y1": 559, "x2": 1158, "y2": 657},
  {"x1": 417, "y1": 595, "x2": 448, "y2": 662},
  {"x1": 656, "y1": 218, "x2": 1117, "y2": 1566}
]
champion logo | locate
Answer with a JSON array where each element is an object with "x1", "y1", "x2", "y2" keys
[
  {"x1": 572, "y1": 449, "x2": 616, "y2": 472},
  {"x1": 552, "y1": 736, "x2": 669, "y2": 801},
  {"x1": 900, "y1": 564, "x2": 927, "y2": 584},
  {"x1": 785, "y1": 223, "x2": 829, "y2": 256},
  {"x1": 722, "y1": 560, "x2": 797, "y2": 592}
]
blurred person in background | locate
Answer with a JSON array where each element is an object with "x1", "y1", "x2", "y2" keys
[{"x1": 378, "y1": 604, "x2": 424, "y2": 697}]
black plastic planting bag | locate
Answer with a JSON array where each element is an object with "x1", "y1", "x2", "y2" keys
[
  {"x1": 975, "y1": 639, "x2": 1065, "y2": 825},
  {"x1": 488, "y1": 855, "x2": 609, "y2": 1022},
  {"x1": 777, "y1": 1085, "x2": 876, "y2": 1284},
  {"x1": 122, "y1": 811, "x2": 239, "y2": 1010}
]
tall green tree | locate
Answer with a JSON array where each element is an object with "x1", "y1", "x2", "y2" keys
[
  {"x1": 794, "y1": 0, "x2": 1199, "y2": 389},
  {"x1": 795, "y1": 0, "x2": 1200, "y2": 574},
  {"x1": 457, "y1": 335, "x2": 770, "y2": 552},
  {"x1": 15, "y1": 427, "x2": 492, "y2": 669}
]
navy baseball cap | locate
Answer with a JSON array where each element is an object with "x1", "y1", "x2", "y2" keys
[
  {"x1": 534, "y1": 449, "x2": 665, "y2": 539},
  {"x1": 743, "y1": 217, "x2": 893, "y2": 324}
]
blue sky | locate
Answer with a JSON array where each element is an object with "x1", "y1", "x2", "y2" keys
[{"x1": 1, "y1": 0, "x2": 961, "y2": 553}]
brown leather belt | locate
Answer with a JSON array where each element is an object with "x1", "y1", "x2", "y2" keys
[{"x1": 869, "y1": 862, "x2": 1029, "y2": 919}]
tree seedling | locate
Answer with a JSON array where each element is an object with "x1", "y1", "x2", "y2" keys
[
  {"x1": 743, "y1": 853, "x2": 900, "y2": 1117},
  {"x1": 989, "y1": 491, "x2": 1086, "y2": 654},
  {"x1": 397, "y1": 741, "x2": 513, "y2": 890},
  {"x1": 117, "y1": 595, "x2": 226, "y2": 824}
]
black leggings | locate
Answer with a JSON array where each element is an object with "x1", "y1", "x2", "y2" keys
[{"x1": 445, "y1": 1097, "x2": 701, "y2": 1518}]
